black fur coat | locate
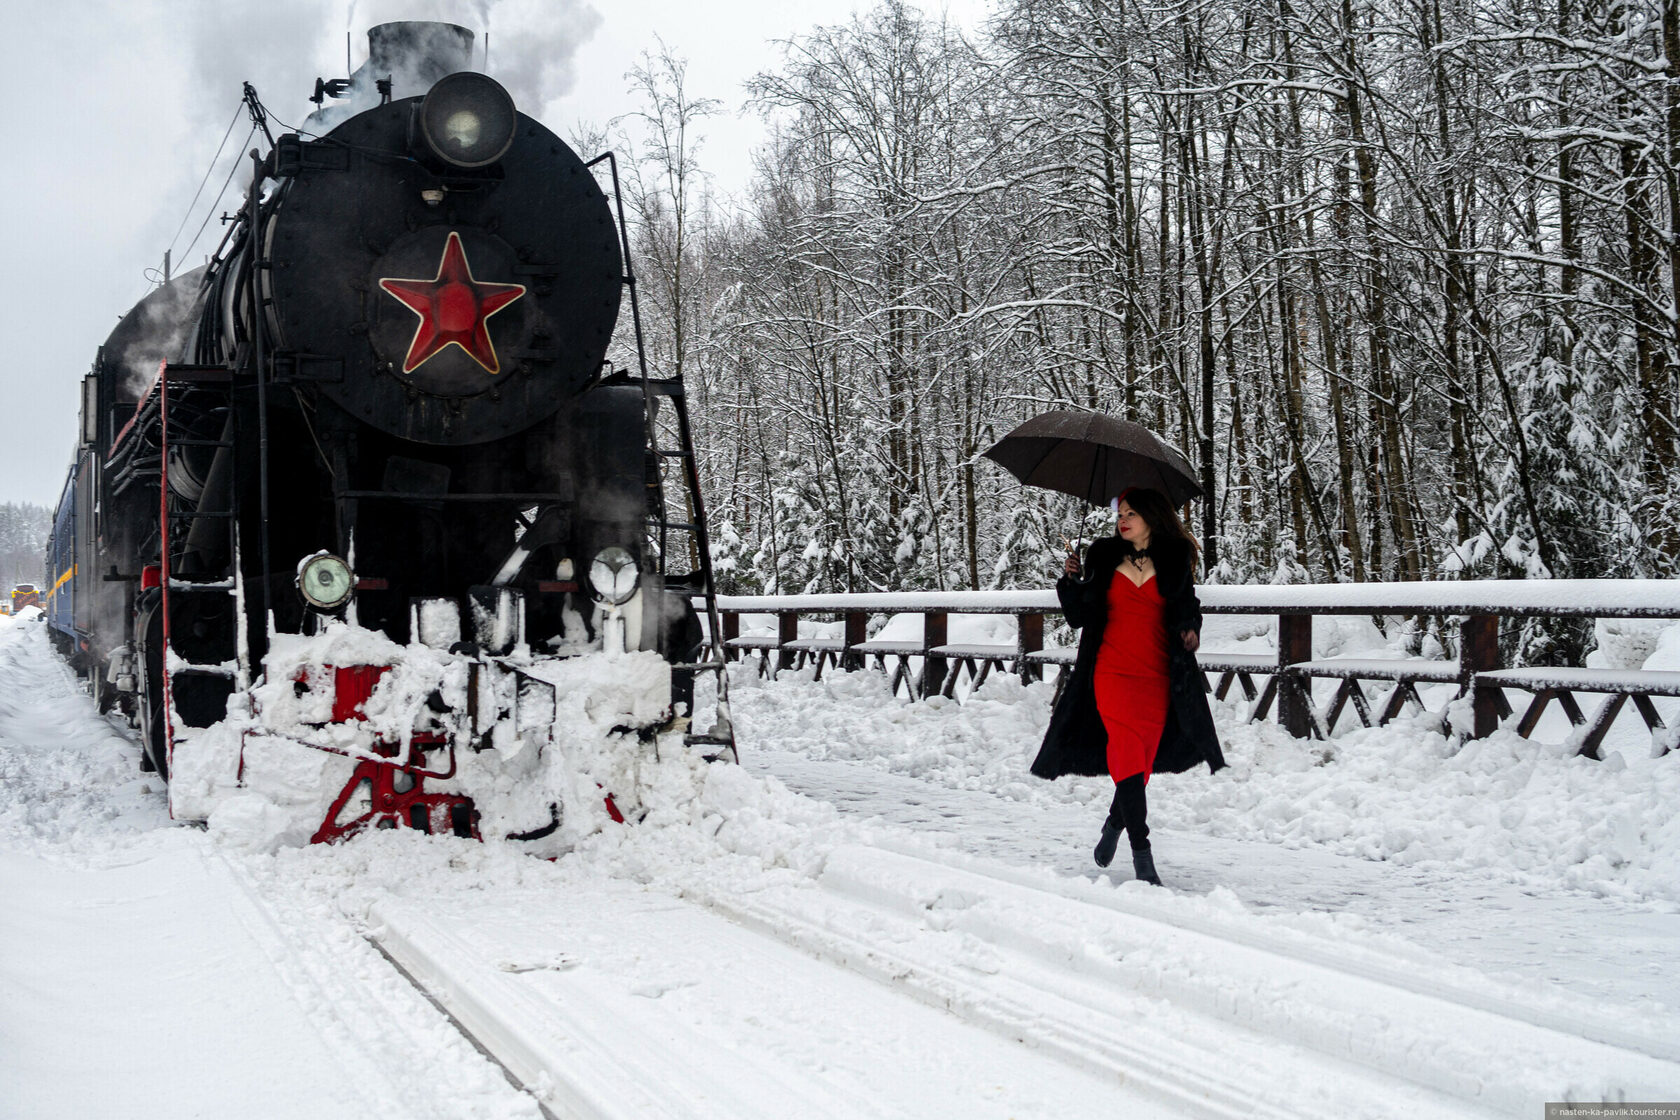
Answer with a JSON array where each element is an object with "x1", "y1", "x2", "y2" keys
[{"x1": 1029, "y1": 534, "x2": 1226, "y2": 780}]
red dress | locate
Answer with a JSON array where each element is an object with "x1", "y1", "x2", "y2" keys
[{"x1": 1093, "y1": 569, "x2": 1171, "y2": 783}]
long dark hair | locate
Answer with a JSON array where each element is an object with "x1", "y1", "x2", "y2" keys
[{"x1": 1117, "y1": 487, "x2": 1201, "y2": 572}]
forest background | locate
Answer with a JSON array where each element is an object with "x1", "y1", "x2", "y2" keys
[
  {"x1": 0, "y1": 505, "x2": 52, "y2": 595},
  {"x1": 14, "y1": 0, "x2": 1679, "y2": 662},
  {"x1": 606, "y1": 0, "x2": 1680, "y2": 661}
]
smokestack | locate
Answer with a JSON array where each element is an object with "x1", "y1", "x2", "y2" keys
[
  {"x1": 304, "y1": 21, "x2": 481, "y2": 134},
  {"x1": 361, "y1": 21, "x2": 475, "y2": 100}
]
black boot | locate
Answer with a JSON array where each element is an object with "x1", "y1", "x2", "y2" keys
[
  {"x1": 1131, "y1": 845, "x2": 1162, "y2": 886},
  {"x1": 1093, "y1": 822, "x2": 1122, "y2": 868}
]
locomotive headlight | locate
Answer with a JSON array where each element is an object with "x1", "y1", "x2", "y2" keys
[
  {"x1": 443, "y1": 110, "x2": 482, "y2": 148},
  {"x1": 588, "y1": 546, "x2": 639, "y2": 606},
  {"x1": 419, "y1": 72, "x2": 516, "y2": 169},
  {"x1": 298, "y1": 553, "x2": 355, "y2": 611}
]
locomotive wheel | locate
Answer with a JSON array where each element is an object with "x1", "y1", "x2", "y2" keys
[
  {"x1": 88, "y1": 664, "x2": 107, "y2": 713},
  {"x1": 135, "y1": 606, "x2": 170, "y2": 780},
  {"x1": 93, "y1": 664, "x2": 120, "y2": 716},
  {"x1": 138, "y1": 676, "x2": 169, "y2": 779}
]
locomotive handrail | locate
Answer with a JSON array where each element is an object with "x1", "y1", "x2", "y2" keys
[
  {"x1": 237, "y1": 730, "x2": 460, "y2": 780},
  {"x1": 705, "y1": 581, "x2": 1680, "y2": 757},
  {"x1": 245, "y1": 141, "x2": 276, "y2": 638},
  {"x1": 593, "y1": 146, "x2": 736, "y2": 757}
]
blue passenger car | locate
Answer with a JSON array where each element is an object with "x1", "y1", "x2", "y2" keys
[{"x1": 47, "y1": 469, "x2": 77, "y2": 639}]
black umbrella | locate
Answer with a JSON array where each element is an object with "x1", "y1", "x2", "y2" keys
[{"x1": 982, "y1": 410, "x2": 1203, "y2": 508}]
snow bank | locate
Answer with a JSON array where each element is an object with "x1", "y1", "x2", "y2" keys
[
  {"x1": 238, "y1": 729, "x2": 857, "y2": 946},
  {"x1": 1589, "y1": 618, "x2": 1669, "y2": 670},
  {"x1": 170, "y1": 620, "x2": 678, "y2": 854},
  {"x1": 1199, "y1": 610, "x2": 1400, "y2": 659},
  {"x1": 8, "y1": 594, "x2": 1677, "y2": 1118},
  {"x1": 728, "y1": 661, "x2": 1680, "y2": 905},
  {"x1": 0, "y1": 624, "x2": 163, "y2": 851},
  {"x1": 1191, "y1": 718, "x2": 1680, "y2": 902}
]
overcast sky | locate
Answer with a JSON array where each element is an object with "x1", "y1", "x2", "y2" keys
[{"x1": 0, "y1": 0, "x2": 989, "y2": 508}]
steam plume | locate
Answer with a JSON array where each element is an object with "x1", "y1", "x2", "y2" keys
[{"x1": 187, "y1": 0, "x2": 600, "y2": 135}]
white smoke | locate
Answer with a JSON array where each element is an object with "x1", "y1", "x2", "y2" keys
[
  {"x1": 473, "y1": 0, "x2": 603, "y2": 119},
  {"x1": 187, "y1": 0, "x2": 341, "y2": 132},
  {"x1": 114, "y1": 273, "x2": 208, "y2": 400},
  {"x1": 306, "y1": 19, "x2": 481, "y2": 130},
  {"x1": 338, "y1": 0, "x2": 601, "y2": 120},
  {"x1": 187, "y1": 0, "x2": 600, "y2": 136}
]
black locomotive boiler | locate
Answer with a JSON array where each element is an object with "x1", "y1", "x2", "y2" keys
[{"x1": 46, "y1": 22, "x2": 732, "y2": 848}]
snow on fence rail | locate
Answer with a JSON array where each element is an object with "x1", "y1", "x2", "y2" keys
[{"x1": 707, "y1": 580, "x2": 1680, "y2": 757}]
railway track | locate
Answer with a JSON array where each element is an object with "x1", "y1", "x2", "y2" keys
[
  {"x1": 211, "y1": 849, "x2": 550, "y2": 1120},
  {"x1": 369, "y1": 876, "x2": 1163, "y2": 1119},
  {"x1": 367, "y1": 842, "x2": 1680, "y2": 1119}
]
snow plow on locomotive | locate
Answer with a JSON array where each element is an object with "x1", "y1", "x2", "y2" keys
[{"x1": 46, "y1": 22, "x2": 733, "y2": 851}]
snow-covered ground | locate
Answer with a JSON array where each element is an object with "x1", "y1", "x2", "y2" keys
[{"x1": 4, "y1": 608, "x2": 1678, "y2": 1118}]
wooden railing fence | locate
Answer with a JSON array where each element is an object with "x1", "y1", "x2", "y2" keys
[{"x1": 708, "y1": 581, "x2": 1680, "y2": 757}]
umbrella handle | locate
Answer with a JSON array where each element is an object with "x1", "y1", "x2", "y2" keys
[
  {"x1": 1074, "y1": 446, "x2": 1103, "y2": 561},
  {"x1": 1059, "y1": 536, "x2": 1081, "y2": 578}
]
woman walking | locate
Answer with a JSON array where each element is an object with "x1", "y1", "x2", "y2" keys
[{"x1": 1030, "y1": 488, "x2": 1225, "y2": 885}]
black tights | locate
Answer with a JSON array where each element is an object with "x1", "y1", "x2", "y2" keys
[{"x1": 1105, "y1": 773, "x2": 1150, "y2": 851}]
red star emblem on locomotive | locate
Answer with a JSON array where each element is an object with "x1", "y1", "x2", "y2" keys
[{"x1": 379, "y1": 232, "x2": 527, "y2": 375}]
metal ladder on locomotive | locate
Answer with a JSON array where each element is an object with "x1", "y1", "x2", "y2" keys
[
  {"x1": 101, "y1": 361, "x2": 250, "y2": 778},
  {"x1": 590, "y1": 150, "x2": 735, "y2": 760}
]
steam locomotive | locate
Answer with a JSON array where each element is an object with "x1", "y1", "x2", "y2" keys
[{"x1": 46, "y1": 22, "x2": 732, "y2": 850}]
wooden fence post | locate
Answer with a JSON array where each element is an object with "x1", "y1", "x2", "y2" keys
[
  {"x1": 842, "y1": 610, "x2": 867, "y2": 672},
  {"x1": 1277, "y1": 613, "x2": 1314, "y2": 738},
  {"x1": 923, "y1": 611, "x2": 948, "y2": 697},
  {"x1": 722, "y1": 611, "x2": 740, "y2": 662},
  {"x1": 1018, "y1": 612, "x2": 1044, "y2": 683},
  {"x1": 776, "y1": 611, "x2": 798, "y2": 675},
  {"x1": 1461, "y1": 614, "x2": 1502, "y2": 738}
]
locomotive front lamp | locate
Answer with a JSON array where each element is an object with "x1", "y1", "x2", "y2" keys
[
  {"x1": 443, "y1": 110, "x2": 481, "y2": 148},
  {"x1": 588, "y1": 546, "x2": 639, "y2": 606},
  {"x1": 298, "y1": 553, "x2": 355, "y2": 611},
  {"x1": 419, "y1": 72, "x2": 516, "y2": 169}
]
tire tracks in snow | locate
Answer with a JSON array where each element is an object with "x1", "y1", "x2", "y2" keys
[
  {"x1": 868, "y1": 837, "x2": 1680, "y2": 1064},
  {"x1": 367, "y1": 880, "x2": 1145, "y2": 1120},
  {"x1": 682, "y1": 843, "x2": 1680, "y2": 1118},
  {"x1": 209, "y1": 849, "x2": 549, "y2": 1120},
  {"x1": 364, "y1": 836, "x2": 1680, "y2": 1119}
]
